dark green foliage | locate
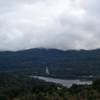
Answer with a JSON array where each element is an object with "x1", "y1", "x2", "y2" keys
[
  {"x1": 93, "y1": 79, "x2": 100, "y2": 92},
  {"x1": 0, "y1": 48, "x2": 100, "y2": 99},
  {"x1": 0, "y1": 48, "x2": 100, "y2": 78},
  {"x1": 0, "y1": 72, "x2": 100, "y2": 100},
  {"x1": 0, "y1": 95, "x2": 9, "y2": 100}
]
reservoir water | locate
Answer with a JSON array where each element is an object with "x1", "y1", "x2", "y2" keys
[{"x1": 32, "y1": 76, "x2": 93, "y2": 88}]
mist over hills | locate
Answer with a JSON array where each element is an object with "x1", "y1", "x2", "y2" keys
[{"x1": 0, "y1": 48, "x2": 100, "y2": 78}]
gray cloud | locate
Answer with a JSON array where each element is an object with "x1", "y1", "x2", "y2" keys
[{"x1": 0, "y1": 0, "x2": 99, "y2": 51}]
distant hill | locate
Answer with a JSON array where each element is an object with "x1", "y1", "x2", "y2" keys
[{"x1": 0, "y1": 48, "x2": 100, "y2": 78}]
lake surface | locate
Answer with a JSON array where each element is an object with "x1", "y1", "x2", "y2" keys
[{"x1": 32, "y1": 76, "x2": 93, "y2": 88}]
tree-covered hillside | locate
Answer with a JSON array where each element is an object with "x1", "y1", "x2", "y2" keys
[
  {"x1": 0, "y1": 48, "x2": 100, "y2": 78},
  {"x1": 0, "y1": 72, "x2": 100, "y2": 100}
]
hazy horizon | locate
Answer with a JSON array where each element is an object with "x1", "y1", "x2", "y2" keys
[{"x1": 1, "y1": 47, "x2": 100, "y2": 52}]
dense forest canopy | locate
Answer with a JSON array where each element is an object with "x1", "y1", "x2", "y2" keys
[
  {"x1": 0, "y1": 72, "x2": 99, "y2": 100},
  {"x1": 0, "y1": 48, "x2": 100, "y2": 78}
]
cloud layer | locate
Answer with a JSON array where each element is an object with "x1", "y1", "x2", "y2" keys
[{"x1": 0, "y1": 0, "x2": 99, "y2": 51}]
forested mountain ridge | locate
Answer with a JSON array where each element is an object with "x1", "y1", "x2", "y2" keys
[{"x1": 0, "y1": 48, "x2": 100, "y2": 77}]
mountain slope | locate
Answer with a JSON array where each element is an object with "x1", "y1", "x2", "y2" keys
[{"x1": 0, "y1": 48, "x2": 100, "y2": 78}]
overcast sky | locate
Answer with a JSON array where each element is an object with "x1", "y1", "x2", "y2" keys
[{"x1": 0, "y1": 0, "x2": 99, "y2": 51}]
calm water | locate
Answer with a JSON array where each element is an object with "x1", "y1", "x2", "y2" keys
[{"x1": 32, "y1": 76, "x2": 93, "y2": 88}]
